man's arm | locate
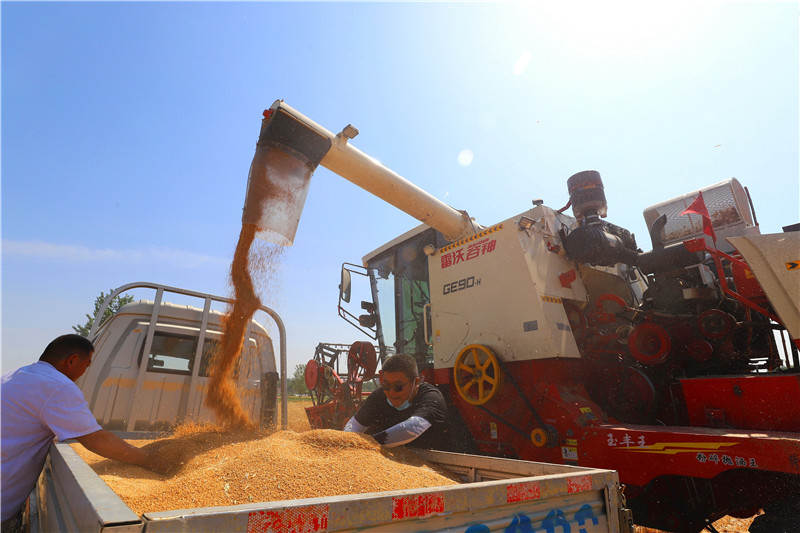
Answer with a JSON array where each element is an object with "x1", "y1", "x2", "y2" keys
[
  {"x1": 343, "y1": 416, "x2": 367, "y2": 433},
  {"x1": 371, "y1": 416, "x2": 432, "y2": 448},
  {"x1": 75, "y1": 429, "x2": 154, "y2": 470},
  {"x1": 370, "y1": 384, "x2": 447, "y2": 448}
]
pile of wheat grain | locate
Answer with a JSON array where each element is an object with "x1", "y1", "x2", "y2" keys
[
  {"x1": 634, "y1": 513, "x2": 759, "y2": 533},
  {"x1": 72, "y1": 426, "x2": 459, "y2": 516}
]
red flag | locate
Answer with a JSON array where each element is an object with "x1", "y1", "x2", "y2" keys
[{"x1": 681, "y1": 191, "x2": 717, "y2": 244}]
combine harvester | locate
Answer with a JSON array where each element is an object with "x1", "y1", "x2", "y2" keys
[{"x1": 248, "y1": 101, "x2": 800, "y2": 532}]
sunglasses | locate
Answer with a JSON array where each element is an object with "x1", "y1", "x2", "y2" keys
[{"x1": 381, "y1": 381, "x2": 411, "y2": 392}]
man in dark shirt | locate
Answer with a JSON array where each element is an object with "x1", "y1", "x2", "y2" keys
[{"x1": 343, "y1": 353, "x2": 450, "y2": 450}]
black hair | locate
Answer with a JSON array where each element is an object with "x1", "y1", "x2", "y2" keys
[
  {"x1": 382, "y1": 353, "x2": 418, "y2": 380},
  {"x1": 40, "y1": 334, "x2": 95, "y2": 363}
]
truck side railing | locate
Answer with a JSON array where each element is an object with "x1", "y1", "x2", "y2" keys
[
  {"x1": 32, "y1": 442, "x2": 142, "y2": 533},
  {"x1": 88, "y1": 282, "x2": 288, "y2": 430},
  {"x1": 32, "y1": 441, "x2": 632, "y2": 533}
]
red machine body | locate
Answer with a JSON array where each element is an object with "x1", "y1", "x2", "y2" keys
[
  {"x1": 309, "y1": 176, "x2": 799, "y2": 532},
  {"x1": 680, "y1": 374, "x2": 800, "y2": 431},
  {"x1": 304, "y1": 341, "x2": 377, "y2": 430}
]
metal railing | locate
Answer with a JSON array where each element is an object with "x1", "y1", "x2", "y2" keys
[{"x1": 89, "y1": 282, "x2": 288, "y2": 430}]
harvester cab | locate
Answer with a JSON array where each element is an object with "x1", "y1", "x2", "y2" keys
[{"x1": 305, "y1": 227, "x2": 447, "y2": 429}]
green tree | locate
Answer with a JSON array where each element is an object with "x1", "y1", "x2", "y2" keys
[
  {"x1": 287, "y1": 363, "x2": 310, "y2": 396},
  {"x1": 73, "y1": 290, "x2": 134, "y2": 337}
]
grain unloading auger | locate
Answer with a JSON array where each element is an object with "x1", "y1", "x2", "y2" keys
[{"x1": 245, "y1": 100, "x2": 800, "y2": 532}]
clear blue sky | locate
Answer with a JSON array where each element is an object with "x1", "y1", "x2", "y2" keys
[{"x1": 2, "y1": 1, "x2": 798, "y2": 375}]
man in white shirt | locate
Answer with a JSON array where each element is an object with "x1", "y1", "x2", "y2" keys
[{"x1": 1, "y1": 334, "x2": 160, "y2": 531}]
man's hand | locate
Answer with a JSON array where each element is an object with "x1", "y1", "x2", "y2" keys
[
  {"x1": 75, "y1": 429, "x2": 171, "y2": 475},
  {"x1": 138, "y1": 439, "x2": 188, "y2": 476}
]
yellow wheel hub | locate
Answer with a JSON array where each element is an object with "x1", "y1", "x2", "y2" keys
[
  {"x1": 453, "y1": 344, "x2": 502, "y2": 405},
  {"x1": 531, "y1": 428, "x2": 547, "y2": 447}
]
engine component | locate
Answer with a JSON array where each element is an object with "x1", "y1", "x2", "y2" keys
[
  {"x1": 563, "y1": 224, "x2": 640, "y2": 266},
  {"x1": 591, "y1": 293, "x2": 629, "y2": 324},
  {"x1": 563, "y1": 302, "x2": 588, "y2": 344},
  {"x1": 600, "y1": 366, "x2": 656, "y2": 423},
  {"x1": 531, "y1": 425, "x2": 559, "y2": 448},
  {"x1": 567, "y1": 170, "x2": 608, "y2": 221},
  {"x1": 322, "y1": 364, "x2": 339, "y2": 390},
  {"x1": 637, "y1": 242, "x2": 705, "y2": 274},
  {"x1": 686, "y1": 339, "x2": 714, "y2": 362},
  {"x1": 698, "y1": 309, "x2": 736, "y2": 339},
  {"x1": 628, "y1": 322, "x2": 672, "y2": 365}
]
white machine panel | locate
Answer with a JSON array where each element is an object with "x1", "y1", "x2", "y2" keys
[{"x1": 430, "y1": 207, "x2": 586, "y2": 369}]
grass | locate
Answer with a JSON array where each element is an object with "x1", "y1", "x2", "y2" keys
[{"x1": 279, "y1": 396, "x2": 313, "y2": 432}]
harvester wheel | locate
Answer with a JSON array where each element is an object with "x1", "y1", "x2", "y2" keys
[
  {"x1": 453, "y1": 344, "x2": 503, "y2": 406},
  {"x1": 304, "y1": 360, "x2": 321, "y2": 390},
  {"x1": 347, "y1": 341, "x2": 377, "y2": 382}
]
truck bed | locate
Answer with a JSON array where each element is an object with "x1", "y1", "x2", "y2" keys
[{"x1": 32, "y1": 441, "x2": 632, "y2": 532}]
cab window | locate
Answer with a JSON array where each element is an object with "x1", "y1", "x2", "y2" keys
[{"x1": 139, "y1": 332, "x2": 226, "y2": 377}]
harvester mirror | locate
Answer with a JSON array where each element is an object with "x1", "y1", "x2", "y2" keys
[
  {"x1": 339, "y1": 268, "x2": 352, "y2": 303},
  {"x1": 358, "y1": 314, "x2": 377, "y2": 329}
]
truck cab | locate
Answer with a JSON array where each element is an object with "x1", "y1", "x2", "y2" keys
[{"x1": 77, "y1": 283, "x2": 279, "y2": 431}]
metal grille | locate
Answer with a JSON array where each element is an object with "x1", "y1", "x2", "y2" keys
[
  {"x1": 642, "y1": 180, "x2": 756, "y2": 249},
  {"x1": 660, "y1": 185, "x2": 742, "y2": 242}
]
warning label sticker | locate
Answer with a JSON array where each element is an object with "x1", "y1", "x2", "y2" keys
[{"x1": 561, "y1": 446, "x2": 578, "y2": 461}]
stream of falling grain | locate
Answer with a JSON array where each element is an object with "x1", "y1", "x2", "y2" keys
[
  {"x1": 205, "y1": 222, "x2": 274, "y2": 428},
  {"x1": 205, "y1": 149, "x2": 286, "y2": 428}
]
